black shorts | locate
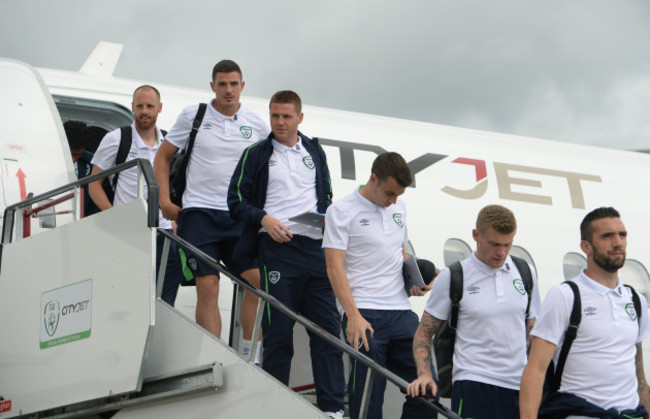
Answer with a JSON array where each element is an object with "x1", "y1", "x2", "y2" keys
[{"x1": 176, "y1": 208, "x2": 255, "y2": 285}]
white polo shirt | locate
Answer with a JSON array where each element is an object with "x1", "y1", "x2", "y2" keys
[
  {"x1": 165, "y1": 101, "x2": 270, "y2": 210},
  {"x1": 262, "y1": 138, "x2": 321, "y2": 240},
  {"x1": 322, "y1": 187, "x2": 411, "y2": 311},
  {"x1": 424, "y1": 253, "x2": 541, "y2": 390},
  {"x1": 532, "y1": 271, "x2": 650, "y2": 413},
  {"x1": 92, "y1": 124, "x2": 172, "y2": 230}
]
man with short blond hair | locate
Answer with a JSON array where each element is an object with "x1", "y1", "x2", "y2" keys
[{"x1": 408, "y1": 204, "x2": 541, "y2": 419}]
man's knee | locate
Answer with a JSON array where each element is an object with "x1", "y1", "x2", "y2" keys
[{"x1": 196, "y1": 275, "x2": 220, "y2": 299}]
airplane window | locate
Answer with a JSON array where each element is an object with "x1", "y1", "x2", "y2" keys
[
  {"x1": 443, "y1": 238, "x2": 472, "y2": 267},
  {"x1": 620, "y1": 259, "x2": 650, "y2": 304},
  {"x1": 563, "y1": 252, "x2": 587, "y2": 281},
  {"x1": 510, "y1": 246, "x2": 537, "y2": 272}
]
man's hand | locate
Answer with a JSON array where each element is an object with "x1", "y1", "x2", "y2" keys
[
  {"x1": 160, "y1": 200, "x2": 182, "y2": 222},
  {"x1": 262, "y1": 215, "x2": 293, "y2": 243},
  {"x1": 346, "y1": 312, "x2": 374, "y2": 352},
  {"x1": 407, "y1": 374, "x2": 438, "y2": 398}
]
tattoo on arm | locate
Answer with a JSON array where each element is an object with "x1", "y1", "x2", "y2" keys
[
  {"x1": 412, "y1": 313, "x2": 442, "y2": 377},
  {"x1": 636, "y1": 343, "x2": 650, "y2": 411}
]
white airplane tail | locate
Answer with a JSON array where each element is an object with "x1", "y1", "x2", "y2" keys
[{"x1": 79, "y1": 41, "x2": 124, "y2": 77}]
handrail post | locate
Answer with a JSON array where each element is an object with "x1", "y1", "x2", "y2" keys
[
  {"x1": 248, "y1": 297, "x2": 265, "y2": 363},
  {"x1": 358, "y1": 368, "x2": 375, "y2": 419},
  {"x1": 230, "y1": 281, "x2": 246, "y2": 354},
  {"x1": 157, "y1": 235, "x2": 172, "y2": 301}
]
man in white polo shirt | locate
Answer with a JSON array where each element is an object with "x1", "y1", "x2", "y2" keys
[
  {"x1": 408, "y1": 205, "x2": 541, "y2": 419},
  {"x1": 228, "y1": 90, "x2": 344, "y2": 418},
  {"x1": 89, "y1": 85, "x2": 180, "y2": 306},
  {"x1": 154, "y1": 60, "x2": 269, "y2": 350},
  {"x1": 520, "y1": 206, "x2": 650, "y2": 418},
  {"x1": 323, "y1": 151, "x2": 434, "y2": 419}
]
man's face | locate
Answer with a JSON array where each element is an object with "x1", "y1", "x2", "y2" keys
[
  {"x1": 582, "y1": 217, "x2": 627, "y2": 273},
  {"x1": 131, "y1": 88, "x2": 161, "y2": 131},
  {"x1": 367, "y1": 175, "x2": 406, "y2": 208},
  {"x1": 473, "y1": 226, "x2": 515, "y2": 269},
  {"x1": 70, "y1": 147, "x2": 84, "y2": 162},
  {"x1": 210, "y1": 71, "x2": 244, "y2": 113},
  {"x1": 269, "y1": 102, "x2": 303, "y2": 145}
]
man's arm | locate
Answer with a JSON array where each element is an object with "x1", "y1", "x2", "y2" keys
[
  {"x1": 88, "y1": 166, "x2": 112, "y2": 211},
  {"x1": 406, "y1": 312, "x2": 441, "y2": 397},
  {"x1": 324, "y1": 248, "x2": 374, "y2": 351},
  {"x1": 153, "y1": 140, "x2": 180, "y2": 221},
  {"x1": 227, "y1": 146, "x2": 267, "y2": 225},
  {"x1": 636, "y1": 342, "x2": 650, "y2": 412},
  {"x1": 519, "y1": 336, "x2": 556, "y2": 419}
]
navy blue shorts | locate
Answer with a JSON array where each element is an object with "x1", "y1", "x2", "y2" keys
[
  {"x1": 451, "y1": 380, "x2": 519, "y2": 419},
  {"x1": 176, "y1": 208, "x2": 255, "y2": 284}
]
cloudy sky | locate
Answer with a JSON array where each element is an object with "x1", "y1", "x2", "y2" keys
[{"x1": 2, "y1": 0, "x2": 650, "y2": 150}]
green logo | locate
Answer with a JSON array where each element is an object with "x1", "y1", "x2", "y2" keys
[
  {"x1": 513, "y1": 279, "x2": 526, "y2": 295},
  {"x1": 625, "y1": 302, "x2": 638, "y2": 320},
  {"x1": 303, "y1": 156, "x2": 315, "y2": 169},
  {"x1": 268, "y1": 271, "x2": 281, "y2": 284},
  {"x1": 393, "y1": 213, "x2": 404, "y2": 228},
  {"x1": 44, "y1": 300, "x2": 61, "y2": 337},
  {"x1": 240, "y1": 126, "x2": 253, "y2": 139}
]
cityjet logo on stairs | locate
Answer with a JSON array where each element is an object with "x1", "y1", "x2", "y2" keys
[{"x1": 39, "y1": 279, "x2": 93, "y2": 350}]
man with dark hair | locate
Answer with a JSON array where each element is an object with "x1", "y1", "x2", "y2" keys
[
  {"x1": 89, "y1": 85, "x2": 180, "y2": 306},
  {"x1": 154, "y1": 61, "x2": 269, "y2": 355},
  {"x1": 228, "y1": 90, "x2": 345, "y2": 418},
  {"x1": 521, "y1": 206, "x2": 650, "y2": 418},
  {"x1": 408, "y1": 204, "x2": 541, "y2": 419},
  {"x1": 323, "y1": 151, "x2": 434, "y2": 418},
  {"x1": 64, "y1": 120, "x2": 100, "y2": 217}
]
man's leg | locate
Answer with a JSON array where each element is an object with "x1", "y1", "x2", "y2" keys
[
  {"x1": 195, "y1": 274, "x2": 221, "y2": 338},
  {"x1": 343, "y1": 310, "x2": 389, "y2": 419},
  {"x1": 239, "y1": 267, "x2": 262, "y2": 362}
]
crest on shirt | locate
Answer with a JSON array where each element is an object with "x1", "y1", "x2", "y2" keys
[
  {"x1": 268, "y1": 271, "x2": 281, "y2": 284},
  {"x1": 392, "y1": 213, "x2": 404, "y2": 228},
  {"x1": 512, "y1": 279, "x2": 526, "y2": 296},
  {"x1": 303, "y1": 156, "x2": 315, "y2": 169},
  {"x1": 240, "y1": 126, "x2": 253, "y2": 139},
  {"x1": 625, "y1": 302, "x2": 638, "y2": 321}
]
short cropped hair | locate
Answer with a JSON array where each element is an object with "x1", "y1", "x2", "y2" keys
[
  {"x1": 580, "y1": 206, "x2": 621, "y2": 241},
  {"x1": 476, "y1": 205, "x2": 517, "y2": 234},
  {"x1": 212, "y1": 60, "x2": 242, "y2": 80},
  {"x1": 133, "y1": 84, "x2": 160, "y2": 101},
  {"x1": 371, "y1": 152, "x2": 412, "y2": 187},
  {"x1": 269, "y1": 90, "x2": 302, "y2": 114},
  {"x1": 64, "y1": 120, "x2": 90, "y2": 149}
]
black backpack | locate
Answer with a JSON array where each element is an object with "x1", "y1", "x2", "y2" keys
[
  {"x1": 542, "y1": 281, "x2": 642, "y2": 397},
  {"x1": 169, "y1": 103, "x2": 207, "y2": 207},
  {"x1": 433, "y1": 256, "x2": 533, "y2": 398},
  {"x1": 101, "y1": 126, "x2": 168, "y2": 203}
]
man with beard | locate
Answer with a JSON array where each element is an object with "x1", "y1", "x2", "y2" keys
[
  {"x1": 89, "y1": 85, "x2": 180, "y2": 306},
  {"x1": 520, "y1": 206, "x2": 650, "y2": 418}
]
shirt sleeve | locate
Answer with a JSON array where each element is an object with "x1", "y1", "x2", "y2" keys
[
  {"x1": 528, "y1": 263, "x2": 543, "y2": 320},
  {"x1": 637, "y1": 293, "x2": 650, "y2": 343},
  {"x1": 164, "y1": 104, "x2": 197, "y2": 150},
  {"x1": 423, "y1": 267, "x2": 452, "y2": 321},
  {"x1": 530, "y1": 284, "x2": 572, "y2": 346},
  {"x1": 90, "y1": 129, "x2": 120, "y2": 170},
  {"x1": 322, "y1": 203, "x2": 350, "y2": 251}
]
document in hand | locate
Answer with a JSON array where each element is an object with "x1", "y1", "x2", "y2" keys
[
  {"x1": 403, "y1": 255, "x2": 425, "y2": 296},
  {"x1": 288, "y1": 211, "x2": 326, "y2": 229}
]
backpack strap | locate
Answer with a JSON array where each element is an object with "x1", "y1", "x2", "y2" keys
[
  {"x1": 624, "y1": 284, "x2": 642, "y2": 323},
  {"x1": 550, "y1": 280, "x2": 582, "y2": 393},
  {"x1": 448, "y1": 261, "x2": 464, "y2": 333},
  {"x1": 111, "y1": 126, "x2": 133, "y2": 192},
  {"x1": 185, "y1": 103, "x2": 207, "y2": 155},
  {"x1": 511, "y1": 256, "x2": 533, "y2": 320}
]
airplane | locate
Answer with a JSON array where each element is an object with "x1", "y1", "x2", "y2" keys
[{"x1": 1, "y1": 41, "x2": 649, "y2": 418}]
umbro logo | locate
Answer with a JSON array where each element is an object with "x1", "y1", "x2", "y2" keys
[
  {"x1": 467, "y1": 286, "x2": 480, "y2": 295},
  {"x1": 584, "y1": 306, "x2": 598, "y2": 316},
  {"x1": 269, "y1": 159, "x2": 278, "y2": 166},
  {"x1": 202, "y1": 122, "x2": 214, "y2": 129},
  {"x1": 359, "y1": 218, "x2": 370, "y2": 226}
]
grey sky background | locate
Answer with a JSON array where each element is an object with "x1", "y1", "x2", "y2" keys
[{"x1": 2, "y1": 0, "x2": 649, "y2": 150}]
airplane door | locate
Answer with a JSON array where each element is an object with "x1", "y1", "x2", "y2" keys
[{"x1": 0, "y1": 58, "x2": 75, "y2": 213}]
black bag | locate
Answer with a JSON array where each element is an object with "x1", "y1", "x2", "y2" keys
[
  {"x1": 101, "y1": 126, "x2": 168, "y2": 204},
  {"x1": 433, "y1": 256, "x2": 533, "y2": 398},
  {"x1": 543, "y1": 281, "x2": 641, "y2": 397},
  {"x1": 169, "y1": 103, "x2": 207, "y2": 207}
]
